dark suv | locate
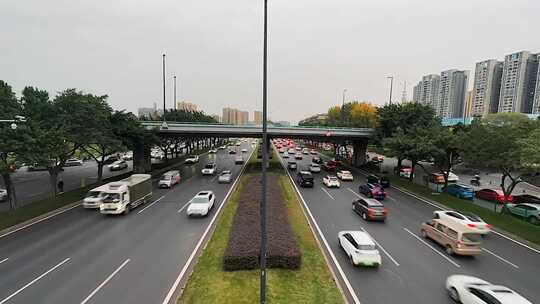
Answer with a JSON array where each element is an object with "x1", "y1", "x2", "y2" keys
[
  {"x1": 296, "y1": 171, "x2": 314, "y2": 188},
  {"x1": 367, "y1": 174, "x2": 390, "y2": 188}
]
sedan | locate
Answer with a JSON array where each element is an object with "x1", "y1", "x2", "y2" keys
[
  {"x1": 359, "y1": 183, "x2": 387, "y2": 200},
  {"x1": 294, "y1": 153, "x2": 303, "y2": 160},
  {"x1": 445, "y1": 183, "x2": 474, "y2": 200},
  {"x1": 208, "y1": 149, "x2": 217, "y2": 154},
  {"x1": 312, "y1": 156, "x2": 322, "y2": 164},
  {"x1": 108, "y1": 160, "x2": 128, "y2": 171},
  {"x1": 184, "y1": 155, "x2": 200, "y2": 164},
  {"x1": 352, "y1": 198, "x2": 387, "y2": 221},
  {"x1": 337, "y1": 170, "x2": 353, "y2": 181},
  {"x1": 0, "y1": 189, "x2": 7, "y2": 201},
  {"x1": 287, "y1": 161, "x2": 297, "y2": 170},
  {"x1": 234, "y1": 156, "x2": 244, "y2": 164},
  {"x1": 309, "y1": 163, "x2": 321, "y2": 173},
  {"x1": 445, "y1": 275, "x2": 532, "y2": 304},
  {"x1": 65, "y1": 158, "x2": 83, "y2": 167},
  {"x1": 241, "y1": 148, "x2": 248, "y2": 153},
  {"x1": 502, "y1": 203, "x2": 540, "y2": 225},
  {"x1": 338, "y1": 231, "x2": 381, "y2": 267},
  {"x1": 218, "y1": 170, "x2": 233, "y2": 183},
  {"x1": 475, "y1": 188, "x2": 513, "y2": 203},
  {"x1": 201, "y1": 163, "x2": 217, "y2": 175},
  {"x1": 323, "y1": 175, "x2": 340, "y2": 188},
  {"x1": 433, "y1": 210, "x2": 491, "y2": 235},
  {"x1": 322, "y1": 162, "x2": 337, "y2": 172},
  {"x1": 186, "y1": 191, "x2": 216, "y2": 217}
]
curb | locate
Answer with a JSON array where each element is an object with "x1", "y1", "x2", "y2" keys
[{"x1": 0, "y1": 200, "x2": 81, "y2": 239}]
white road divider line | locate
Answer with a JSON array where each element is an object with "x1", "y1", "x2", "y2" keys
[
  {"x1": 162, "y1": 148, "x2": 254, "y2": 304},
  {"x1": 347, "y1": 188, "x2": 361, "y2": 198},
  {"x1": 177, "y1": 202, "x2": 190, "y2": 213},
  {"x1": 386, "y1": 196, "x2": 396, "y2": 202},
  {"x1": 0, "y1": 258, "x2": 70, "y2": 304},
  {"x1": 482, "y1": 248, "x2": 519, "y2": 269},
  {"x1": 0, "y1": 258, "x2": 8, "y2": 265},
  {"x1": 360, "y1": 228, "x2": 400, "y2": 266},
  {"x1": 137, "y1": 195, "x2": 165, "y2": 214},
  {"x1": 283, "y1": 157, "x2": 361, "y2": 304},
  {"x1": 403, "y1": 227, "x2": 461, "y2": 268},
  {"x1": 321, "y1": 187, "x2": 335, "y2": 200},
  {"x1": 80, "y1": 258, "x2": 130, "y2": 304}
]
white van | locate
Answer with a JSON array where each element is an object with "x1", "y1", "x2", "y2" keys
[{"x1": 83, "y1": 185, "x2": 109, "y2": 209}]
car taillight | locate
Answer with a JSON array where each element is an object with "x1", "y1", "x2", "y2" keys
[
  {"x1": 456, "y1": 241, "x2": 463, "y2": 248},
  {"x1": 467, "y1": 223, "x2": 476, "y2": 228},
  {"x1": 367, "y1": 208, "x2": 375, "y2": 215},
  {"x1": 486, "y1": 224, "x2": 492, "y2": 229},
  {"x1": 383, "y1": 208, "x2": 388, "y2": 214}
]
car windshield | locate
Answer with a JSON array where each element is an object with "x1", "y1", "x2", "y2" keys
[
  {"x1": 463, "y1": 213, "x2": 483, "y2": 222},
  {"x1": 311, "y1": 164, "x2": 319, "y2": 167},
  {"x1": 358, "y1": 244, "x2": 376, "y2": 251},
  {"x1": 205, "y1": 164, "x2": 214, "y2": 169},
  {"x1": 329, "y1": 177, "x2": 338, "y2": 181},
  {"x1": 221, "y1": 171, "x2": 231, "y2": 175},
  {"x1": 85, "y1": 191, "x2": 102, "y2": 198},
  {"x1": 191, "y1": 196, "x2": 209, "y2": 204},
  {"x1": 104, "y1": 193, "x2": 120, "y2": 201},
  {"x1": 462, "y1": 233, "x2": 482, "y2": 243},
  {"x1": 161, "y1": 174, "x2": 172, "y2": 180}
]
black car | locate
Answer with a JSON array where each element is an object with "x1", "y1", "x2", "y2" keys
[
  {"x1": 296, "y1": 171, "x2": 314, "y2": 187},
  {"x1": 229, "y1": 150, "x2": 237, "y2": 154},
  {"x1": 352, "y1": 198, "x2": 387, "y2": 221},
  {"x1": 312, "y1": 156, "x2": 322, "y2": 164},
  {"x1": 513, "y1": 194, "x2": 540, "y2": 205},
  {"x1": 287, "y1": 161, "x2": 297, "y2": 170},
  {"x1": 367, "y1": 174, "x2": 390, "y2": 188}
]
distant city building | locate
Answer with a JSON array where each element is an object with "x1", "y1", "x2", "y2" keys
[
  {"x1": 416, "y1": 74, "x2": 440, "y2": 108},
  {"x1": 413, "y1": 82, "x2": 421, "y2": 103},
  {"x1": 254, "y1": 110, "x2": 263, "y2": 125},
  {"x1": 499, "y1": 51, "x2": 539, "y2": 113},
  {"x1": 177, "y1": 101, "x2": 198, "y2": 112},
  {"x1": 533, "y1": 54, "x2": 540, "y2": 114},
  {"x1": 274, "y1": 120, "x2": 291, "y2": 127},
  {"x1": 464, "y1": 90, "x2": 474, "y2": 118},
  {"x1": 211, "y1": 114, "x2": 220, "y2": 123},
  {"x1": 437, "y1": 69, "x2": 469, "y2": 118},
  {"x1": 138, "y1": 102, "x2": 163, "y2": 119},
  {"x1": 222, "y1": 107, "x2": 249, "y2": 125},
  {"x1": 299, "y1": 113, "x2": 328, "y2": 126},
  {"x1": 472, "y1": 60, "x2": 503, "y2": 117}
]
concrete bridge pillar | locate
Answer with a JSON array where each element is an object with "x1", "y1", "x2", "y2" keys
[
  {"x1": 133, "y1": 139, "x2": 151, "y2": 173},
  {"x1": 352, "y1": 139, "x2": 368, "y2": 167}
]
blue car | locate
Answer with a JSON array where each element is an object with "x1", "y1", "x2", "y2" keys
[{"x1": 445, "y1": 183, "x2": 474, "y2": 200}]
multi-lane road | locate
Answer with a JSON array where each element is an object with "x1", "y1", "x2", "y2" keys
[
  {"x1": 277, "y1": 147, "x2": 539, "y2": 304},
  {"x1": 0, "y1": 142, "x2": 254, "y2": 304}
]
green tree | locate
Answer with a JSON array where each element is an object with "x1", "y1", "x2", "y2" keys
[
  {"x1": 461, "y1": 113, "x2": 537, "y2": 199},
  {"x1": 430, "y1": 125, "x2": 463, "y2": 190},
  {"x1": 0, "y1": 80, "x2": 27, "y2": 209}
]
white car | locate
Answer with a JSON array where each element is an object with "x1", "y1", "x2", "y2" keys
[
  {"x1": 445, "y1": 275, "x2": 532, "y2": 304},
  {"x1": 338, "y1": 231, "x2": 381, "y2": 267},
  {"x1": 295, "y1": 153, "x2": 303, "y2": 160},
  {"x1": 445, "y1": 171, "x2": 460, "y2": 182},
  {"x1": 218, "y1": 170, "x2": 233, "y2": 183},
  {"x1": 82, "y1": 185, "x2": 109, "y2": 209},
  {"x1": 122, "y1": 152, "x2": 133, "y2": 160},
  {"x1": 434, "y1": 210, "x2": 491, "y2": 235},
  {"x1": 208, "y1": 149, "x2": 217, "y2": 154},
  {"x1": 241, "y1": 148, "x2": 248, "y2": 153},
  {"x1": 201, "y1": 163, "x2": 217, "y2": 175},
  {"x1": 0, "y1": 188, "x2": 7, "y2": 201},
  {"x1": 187, "y1": 191, "x2": 216, "y2": 217},
  {"x1": 288, "y1": 149, "x2": 295, "y2": 154},
  {"x1": 309, "y1": 163, "x2": 321, "y2": 173},
  {"x1": 337, "y1": 170, "x2": 354, "y2": 181},
  {"x1": 323, "y1": 175, "x2": 340, "y2": 188},
  {"x1": 108, "y1": 160, "x2": 128, "y2": 171},
  {"x1": 283, "y1": 152, "x2": 290, "y2": 158},
  {"x1": 65, "y1": 158, "x2": 83, "y2": 166},
  {"x1": 184, "y1": 155, "x2": 199, "y2": 164},
  {"x1": 158, "y1": 170, "x2": 181, "y2": 188},
  {"x1": 302, "y1": 148, "x2": 309, "y2": 155},
  {"x1": 235, "y1": 156, "x2": 244, "y2": 164}
]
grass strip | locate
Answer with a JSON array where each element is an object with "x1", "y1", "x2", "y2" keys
[{"x1": 388, "y1": 175, "x2": 540, "y2": 246}]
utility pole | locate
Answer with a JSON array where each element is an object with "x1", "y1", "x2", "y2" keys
[
  {"x1": 260, "y1": 0, "x2": 268, "y2": 303},
  {"x1": 173, "y1": 75, "x2": 177, "y2": 111},
  {"x1": 387, "y1": 76, "x2": 394, "y2": 104},
  {"x1": 162, "y1": 54, "x2": 167, "y2": 128},
  {"x1": 341, "y1": 89, "x2": 347, "y2": 125}
]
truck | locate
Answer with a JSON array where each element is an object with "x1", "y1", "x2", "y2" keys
[{"x1": 99, "y1": 174, "x2": 153, "y2": 215}]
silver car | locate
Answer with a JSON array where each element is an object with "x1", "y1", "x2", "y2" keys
[
  {"x1": 218, "y1": 170, "x2": 233, "y2": 183},
  {"x1": 0, "y1": 188, "x2": 7, "y2": 201}
]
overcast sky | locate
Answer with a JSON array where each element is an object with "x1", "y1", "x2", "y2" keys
[{"x1": 1, "y1": 0, "x2": 539, "y2": 123}]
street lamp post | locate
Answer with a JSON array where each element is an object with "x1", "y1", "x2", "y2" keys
[
  {"x1": 162, "y1": 54, "x2": 168, "y2": 129},
  {"x1": 341, "y1": 89, "x2": 347, "y2": 125},
  {"x1": 260, "y1": 0, "x2": 268, "y2": 303},
  {"x1": 387, "y1": 76, "x2": 394, "y2": 104},
  {"x1": 173, "y1": 75, "x2": 177, "y2": 111}
]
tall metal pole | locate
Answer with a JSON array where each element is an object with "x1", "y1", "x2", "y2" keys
[
  {"x1": 173, "y1": 75, "x2": 177, "y2": 111},
  {"x1": 341, "y1": 89, "x2": 347, "y2": 125},
  {"x1": 387, "y1": 76, "x2": 394, "y2": 104},
  {"x1": 162, "y1": 54, "x2": 166, "y2": 123},
  {"x1": 260, "y1": 0, "x2": 268, "y2": 303}
]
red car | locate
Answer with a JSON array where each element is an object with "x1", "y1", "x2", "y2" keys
[
  {"x1": 475, "y1": 188, "x2": 513, "y2": 203},
  {"x1": 328, "y1": 159, "x2": 342, "y2": 167},
  {"x1": 322, "y1": 162, "x2": 337, "y2": 172}
]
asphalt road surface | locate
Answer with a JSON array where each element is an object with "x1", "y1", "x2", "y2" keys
[
  {"x1": 277, "y1": 148, "x2": 539, "y2": 304},
  {"x1": 0, "y1": 141, "x2": 255, "y2": 304}
]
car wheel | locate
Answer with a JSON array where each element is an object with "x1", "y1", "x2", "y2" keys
[
  {"x1": 362, "y1": 212, "x2": 367, "y2": 220},
  {"x1": 349, "y1": 255, "x2": 355, "y2": 266},
  {"x1": 528, "y1": 216, "x2": 539, "y2": 225},
  {"x1": 421, "y1": 230, "x2": 428, "y2": 238},
  {"x1": 124, "y1": 205, "x2": 130, "y2": 215},
  {"x1": 448, "y1": 287, "x2": 460, "y2": 302},
  {"x1": 501, "y1": 207, "x2": 509, "y2": 214},
  {"x1": 445, "y1": 245, "x2": 454, "y2": 255}
]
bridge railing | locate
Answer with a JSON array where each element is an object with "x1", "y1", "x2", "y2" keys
[{"x1": 141, "y1": 121, "x2": 372, "y2": 132}]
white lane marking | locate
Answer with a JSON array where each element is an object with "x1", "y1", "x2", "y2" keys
[
  {"x1": 482, "y1": 248, "x2": 519, "y2": 269},
  {"x1": 80, "y1": 258, "x2": 130, "y2": 304},
  {"x1": 403, "y1": 227, "x2": 461, "y2": 268},
  {"x1": 282, "y1": 157, "x2": 361, "y2": 304},
  {"x1": 390, "y1": 184, "x2": 540, "y2": 255},
  {"x1": 137, "y1": 195, "x2": 165, "y2": 214},
  {"x1": 0, "y1": 258, "x2": 70, "y2": 304},
  {"x1": 321, "y1": 187, "x2": 335, "y2": 200},
  {"x1": 177, "y1": 202, "x2": 190, "y2": 213},
  {"x1": 210, "y1": 175, "x2": 218, "y2": 182},
  {"x1": 162, "y1": 148, "x2": 254, "y2": 304},
  {"x1": 0, "y1": 204, "x2": 81, "y2": 239},
  {"x1": 360, "y1": 228, "x2": 400, "y2": 266},
  {"x1": 0, "y1": 258, "x2": 8, "y2": 265},
  {"x1": 347, "y1": 188, "x2": 361, "y2": 198},
  {"x1": 386, "y1": 196, "x2": 396, "y2": 202}
]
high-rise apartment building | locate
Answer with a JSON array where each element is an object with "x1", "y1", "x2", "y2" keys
[
  {"x1": 239, "y1": 111, "x2": 249, "y2": 125},
  {"x1": 533, "y1": 54, "x2": 540, "y2": 114},
  {"x1": 417, "y1": 74, "x2": 440, "y2": 108},
  {"x1": 499, "y1": 51, "x2": 539, "y2": 113},
  {"x1": 464, "y1": 90, "x2": 474, "y2": 118},
  {"x1": 438, "y1": 70, "x2": 469, "y2": 118},
  {"x1": 413, "y1": 82, "x2": 421, "y2": 103},
  {"x1": 254, "y1": 110, "x2": 263, "y2": 125},
  {"x1": 222, "y1": 107, "x2": 249, "y2": 125},
  {"x1": 472, "y1": 60, "x2": 503, "y2": 117},
  {"x1": 177, "y1": 101, "x2": 198, "y2": 112}
]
